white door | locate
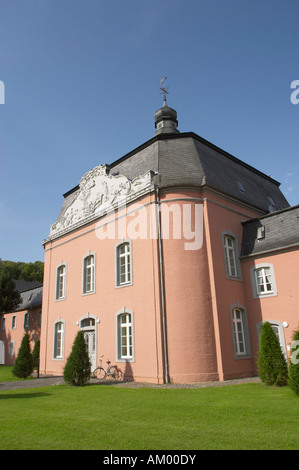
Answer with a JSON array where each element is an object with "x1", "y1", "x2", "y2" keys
[
  {"x1": 0, "y1": 341, "x2": 5, "y2": 364},
  {"x1": 84, "y1": 331, "x2": 96, "y2": 371}
]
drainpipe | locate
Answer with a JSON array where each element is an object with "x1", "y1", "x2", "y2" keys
[{"x1": 155, "y1": 186, "x2": 170, "y2": 384}]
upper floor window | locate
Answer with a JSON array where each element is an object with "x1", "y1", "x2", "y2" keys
[
  {"x1": 83, "y1": 253, "x2": 95, "y2": 294},
  {"x1": 250, "y1": 263, "x2": 277, "y2": 298},
  {"x1": 56, "y1": 264, "x2": 66, "y2": 300},
  {"x1": 222, "y1": 232, "x2": 241, "y2": 280},
  {"x1": 11, "y1": 315, "x2": 16, "y2": 330},
  {"x1": 24, "y1": 312, "x2": 29, "y2": 329},
  {"x1": 1, "y1": 317, "x2": 5, "y2": 331},
  {"x1": 116, "y1": 241, "x2": 132, "y2": 287}
]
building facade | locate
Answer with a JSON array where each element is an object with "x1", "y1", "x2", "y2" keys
[
  {"x1": 0, "y1": 280, "x2": 42, "y2": 365},
  {"x1": 39, "y1": 100, "x2": 298, "y2": 383}
]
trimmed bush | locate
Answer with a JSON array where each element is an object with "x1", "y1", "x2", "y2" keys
[
  {"x1": 63, "y1": 331, "x2": 91, "y2": 386},
  {"x1": 257, "y1": 321, "x2": 288, "y2": 387},
  {"x1": 32, "y1": 340, "x2": 40, "y2": 370},
  {"x1": 12, "y1": 333, "x2": 33, "y2": 379},
  {"x1": 288, "y1": 329, "x2": 299, "y2": 396}
]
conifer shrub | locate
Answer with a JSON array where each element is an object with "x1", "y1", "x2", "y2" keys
[
  {"x1": 12, "y1": 333, "x2": 33, "y2": 379},
  {"x1": 288, "y1": 329, "x2": 299, "y2": 396},
  {"x1": 63, "y1": 331, "x2": 91, "y2": 386},
  {"x1": 32, "y1": 340, "x2": 40, "y2": 370},
  {"x1": 257, "y1": 321, "x2": 288, "y2": 386}
]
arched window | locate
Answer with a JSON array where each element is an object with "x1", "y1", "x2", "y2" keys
[
  {"x1": 222, "y1": 232, "x2": 241, "y2": 280},
  {"x1": 116, "y1": 241, "x2": 132, "y2": 287},
  {"x1": 230, "y1": 304, "x2": 251, "y2": 359},
  {"x1": 56, "y1": 263, "x2": 66, "y2": 300},
  {"x1": 116, "y1": 309, "x2": 134, "y2": 361},
  {"x1": 83, "y1": 253, "x2": 95, "y2": 294},
  {"x1": 250, "y1": 263, "x2": 277, "y2": 298}
]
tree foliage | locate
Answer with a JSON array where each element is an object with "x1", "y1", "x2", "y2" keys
[
  {"x1": 257, "y1": 321, "x2": 288, "y2": 387},
  {"x1": 0, "y1": 260, "x2": 21, "y2": 313},
  {"x1": 1, "y1": 259, "x2": 44, "y2": 283},
  {"x1": 63, "y1": 331, "x2": 91, "y2": 386},
  {"x1": 12, "y1": 333, "x2": 33, "y2": 379}
]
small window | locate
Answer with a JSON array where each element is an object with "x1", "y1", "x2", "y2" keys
[
  {"x1": 53, "y1": 321, "x2": 64, "y2": 359},
  {"x1": 1, "y1": 317, "x2": 5, "y2": 331},
  {"x1": 9, "y1": 341, "x2": 15, "y2": 357},
  {"x1": 11, "y1": 315, "x2": 16, "y2": 330},
  {"x1": 250, "y1": 263, "x2": 277, "y2": 298},
  {"x1": 80, "y1": 317, "x2": 95, "y2": 329},
  {"x1": 83, "y1": 254, "x2": 95, "y2": 294},
  {"x1": 24, "y1": 312, "x2": 29, "y2": 329},
  {"x1": 56, "y1": 264, "x2": 66, "y2": 300},
  {"x1": 237, "y1": 181, "x2": 246, "y2": 193},
  {"x1": 116, "y1": 241, "x2": 132, "y2": 287},
  {"x1": 256, "y1": 226, "x2": 265, "y2": 240},
  {"x1": 116, "y1": 310, "x2": 134, "y2": 361}
]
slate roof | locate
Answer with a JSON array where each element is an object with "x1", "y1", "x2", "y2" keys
[
  {"x1": 60, "y1": 129, "x2": 289, "y2": 220},
  {"x1": 13, "y1": 280, "x2": 43, "y2": 311},
  {"x1": 110, "y1": 132, "x2": 289, "y2": 213},
  {"x1": 241, "y1": 204, "x2": 299, "y2": 257}
]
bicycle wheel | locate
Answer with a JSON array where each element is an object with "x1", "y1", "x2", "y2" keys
[
  {"x1": 109, "y1": 366, "x2": 119, "y2": 379},
  {"x1": 93, "y1": 367, "x2": 106, "y2": 380}
]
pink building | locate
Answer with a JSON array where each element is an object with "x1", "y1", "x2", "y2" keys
[
  {"x1": 0, "y1": 280, "x2": 42, "y2": 365},
  {"x1": 38, "y1": 100, "x2": 298, "y2": 383}
]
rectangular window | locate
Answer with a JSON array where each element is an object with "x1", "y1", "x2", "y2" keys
[
  {"x1": 116, "y1": 242, "x2": 131, "y2": 286},
  {"x1": 232, "y1": 308, "x2": 246, "y2": 355},
  {"x1": 255, "y1": 267, "x2": 273, "y2": 295},
  {"x1": 56, "y1": 264, "x2": 66, "y2": 300},
  {"x1": 24, "y1": 312, "x2": 29, "y2": 329},
  {"x1": 83, "y1": 255, "x2": 95, "y2": 294},
  {"x1": 224, "y1": 235, "x2": 237, "y2": 277},
  {"x1": 1, "y1": 317, "x2": 5, "y2": 331},
  {"x1": 117, "y1": 312, "x2": 133, "y2": 360},
  {"x1": 11, "y1": 315, "x2": 16, "y2": 329},
  {"x1": 54, "y1": 321, "x2": 64, "y2": 359}
]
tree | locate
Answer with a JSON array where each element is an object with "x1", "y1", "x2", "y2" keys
[
  {"x1": 257, "y1": 321, "x2": 288, "y2": 386},
  {"x1": 2, "y1": 260, "x2": 44, "y2": 283},
  {"x1": 32, "y1": 340, "x2": 40, "y2": 370},
  {"x1": 288, "y1": 329, "x2": 299, "y2": 396},
  {"x1": 12, "y1": 333, "x2": 33, "y2": 379},
  {"x1": 0, "y1": 260, "x2": 21, "y2": 313},
  {"x1": 63, "y1": 331, "x2": 91, "y2": 386}
]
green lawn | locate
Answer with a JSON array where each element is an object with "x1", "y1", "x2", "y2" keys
[{"x1": 0, "y1": 373, "x2": 298, "y2": 450}]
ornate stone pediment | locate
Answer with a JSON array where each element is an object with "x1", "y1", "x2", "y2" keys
[{"x1": 49, "y1": 165, "x2": 154, "y2": 238}]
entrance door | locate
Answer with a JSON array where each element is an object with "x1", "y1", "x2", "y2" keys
[{"x1": 83, "y1": 330, "x2": 96, "y2": 371}]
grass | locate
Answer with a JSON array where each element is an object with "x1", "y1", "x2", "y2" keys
[
  {"x1": 0, "y1": 371, "x2": 299, "y2": 450},
  {"x1": 0, "y1": 365, "x2": 35, "y2": 382}
]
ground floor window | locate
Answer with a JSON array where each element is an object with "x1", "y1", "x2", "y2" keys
[
  {"x1": 230, "y1": 305, "x2": 251, "y2": 359},
  {"x1": 53, "y1": 320, "x2": 64, "y2": 359},
  {"x1": 116, "y1": 310, "x2": 134, "y2": 361}
]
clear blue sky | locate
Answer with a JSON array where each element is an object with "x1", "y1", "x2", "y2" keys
[{"x1": 0, "y1": 0, "x2": 298, "y2": 263}]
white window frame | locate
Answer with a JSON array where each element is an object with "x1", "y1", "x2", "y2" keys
[
  {"x1": 82, "y1": 252, "x2": 96, "y2": 295},
  {"x1": 1, "y1": 317, "x2": 5, "y2": 331},
  {"x1": 9, "y1": 341, "x2": 15, "y2": 357},
  {"x1": 115, "y1": 240, "x2": 132, "y2": 287},
  {"x1": 11, "y1": 315, "x2": 17, "y2": 330},
  {"x1": 53, "y1": 319, "x2": 65, "y2": 360},
  {"x1": 230, "y1": 304, "x2": 251, "y2": 359},
  {"x1": 116, "y1": 308, "x2": 134, "y2": 362},
  {"x1": 24, "y1": 312, "x2": 29, "y2": 329},
  {"x1": 222, "y1": 231, "x2": 242, "y2": 280},
  {"x1": 250, "y1": 263, "x2": 277, "y2": 299},
  {"x1": 55, "y1": 263, "x2": 66, "y2": 301}
]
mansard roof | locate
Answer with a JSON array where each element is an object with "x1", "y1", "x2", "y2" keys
[
  {"x1": 241, "y1": 204, "x2": 299, "y2": 257},
  {"x1": 110, "y1": 132, "x2": 289, "y2": 213},
  {"x1": 48, "y1": 130, "x2": 290, "y2": 242}
]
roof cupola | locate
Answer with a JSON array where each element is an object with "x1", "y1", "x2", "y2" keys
[{"x1": 155, "y1": 77, "x2": 179, "y2": 135}]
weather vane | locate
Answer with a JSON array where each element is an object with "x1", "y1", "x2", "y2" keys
[{"x1": 160, "y1": 76, "x2": 169, "y2": 105}]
